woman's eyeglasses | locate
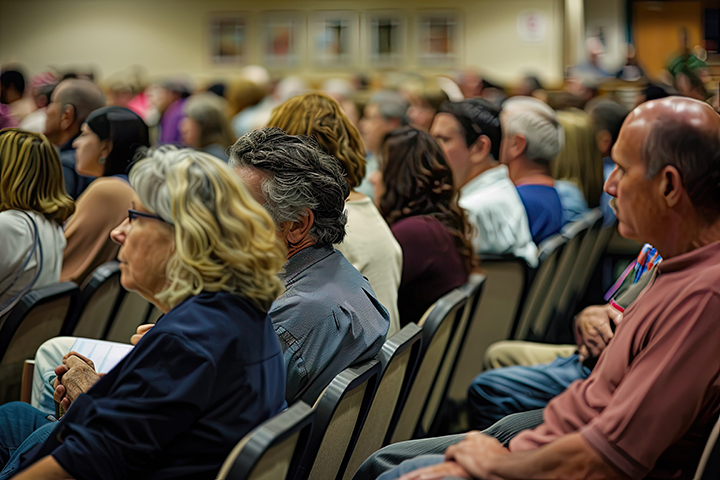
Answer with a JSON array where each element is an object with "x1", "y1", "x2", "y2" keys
[{"x1": 128, "y1": 209, "x2": 171, "y2": 225}]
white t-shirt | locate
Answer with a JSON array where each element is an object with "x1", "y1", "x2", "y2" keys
[
  {"x1": 0, "y1": 210, "x2": 66, "y2": 312},
  {"x1": 335, "y1": 196, "x2": 403, "y2": 337}
]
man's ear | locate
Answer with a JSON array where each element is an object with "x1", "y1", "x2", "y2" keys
[
  {"x1": 659, "y1": 165, "x2": 683, "y2": 208},
  {"x1": 285, "y1": 208, "x2": 314, "y2": 246},
  {"x1": 468, "y1": 135, "x2": 492, "y2": 164},
  {"x1": 595, "y1": 130, "x2": 612, "y2": 156},
  {"x1": 60, "y1": 104, "x2": 76, "y2": 131},
  {"x1": 506, "y1": 134, "x2": 526, "y2": 160}
]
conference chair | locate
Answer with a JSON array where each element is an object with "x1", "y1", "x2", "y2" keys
[
  {"x1": 446, "y1": 256, "x2": 531, "y2": 409},
  {"x1": 342, "y1": 324, "x2": 423, "y2": 480},
  {"x1": 67, "y1": 261, "x2": 123, "y2": 339},
  {"x1": 513, "y1": 234, "x2": 567, "y2": 340},
  {"x1": 0, "y1": 282, "x2": 79, "y2": 403},
  {"x1": 296, "y1": 359, "x2": 382, "y2": 480},
  {"x1": 216, "y1": 401, "x2": 314, "y2": 480},
  {"x1": 694, "y1": 414, "x2": 720, "y2": 480},
  {"x1": 389, "y1": 285, "x2": 470, "y2": 443},
  {"x1": 104, "y1": 290, "x2": 154, "y2": 343}
]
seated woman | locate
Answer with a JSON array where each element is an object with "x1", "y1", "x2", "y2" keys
[
  {"x1": 180, "y1": 92, "x2": 236, "y2": 161},
  {"x1": 267, "y1": 92, "x2": 403, "y2": 336},
  {"x1": 375, "y1": 127, "x2": 476, "y2": 327},
  {"x1": 0, "y1": 147, "x2": 288, "y2": 480},
  {"x1": 0, "y1": 129, "x2": 75, "y2": 319},
  {"x1": 61, "y1": 106, "x2": 150, "y2": 286}
]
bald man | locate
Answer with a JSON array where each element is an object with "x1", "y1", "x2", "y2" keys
[
  {"x1": 354, "y1": 97, "x2": 720, "y2": 480},
  {"x1": 44, "y1": 79, "x2": 105, "y2": 199}
]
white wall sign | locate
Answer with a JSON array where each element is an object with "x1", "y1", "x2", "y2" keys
[{"x1": 517, "y1": 10, "x2": 547, "y2": 43}]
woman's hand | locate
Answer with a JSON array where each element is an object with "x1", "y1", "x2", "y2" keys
[{"x1": 131, "y1": 324, "x2": 155, "y2": 345}]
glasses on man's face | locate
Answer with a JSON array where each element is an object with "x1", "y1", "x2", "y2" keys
[{"x1": 128, "y1": 209, "x2": 171, "y2": 225}]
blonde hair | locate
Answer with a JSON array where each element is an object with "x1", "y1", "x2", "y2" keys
[
  {"x1": 267, "y1": 92, "x2": 366, "y2": 190},
  {"x1": 553, "y1": 109, "x2": 604, "y2": 207},
  {"x1": 129, "y1": 146, "x2": 286, "y2": 311},
  {"x1": 0, "y1": 128, "x2": 75, "y2": 223}
]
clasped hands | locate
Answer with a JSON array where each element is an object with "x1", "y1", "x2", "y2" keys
[
  {"x1": 53, "y1": 352, "x2": 102, "y2": 411},
  {"x1": 397, "y1": 432, "x2": 509, "y2": 480}
]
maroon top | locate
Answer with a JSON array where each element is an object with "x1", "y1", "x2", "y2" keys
[
  {"x1": 392, "y1": 215, "x2": 468, "y2": 328},
  {"x1": 510, "y1": 241, "x2": 720, "y2": 480}
]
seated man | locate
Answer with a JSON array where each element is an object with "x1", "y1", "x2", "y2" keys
[
  {"x1": 468, "y1": 243, "x2": 661, "y2": 429},
  {"x1": 0, "y1": 147, "x2": 288, "y2": 480},
  {"x1": 354, "y1": 96, "x2": 720, "y2": 480},
  {"x1": 31, "y1": 128, "x2": 390, "y2": 411},
  {"x1": 499, "y1": 97, "x2": 568, "y2": 244}
]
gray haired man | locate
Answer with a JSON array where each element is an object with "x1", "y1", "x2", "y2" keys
[{"x1": 230, "y1": 127, "x2": 390, "y2": 403}]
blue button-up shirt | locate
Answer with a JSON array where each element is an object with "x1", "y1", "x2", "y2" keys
[{"x1": 272, "y1": 244, "x2": 390, "y2": 403}]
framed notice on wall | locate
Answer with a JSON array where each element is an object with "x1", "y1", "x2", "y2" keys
[
  {"x1": 309, "y1": 11, "x2": 360, "y2": 67},
  {"x1": 416, "y1": 11, "x2": 462, "y2": 66},
  {"x1": 262, "y1": 12, "x2": 306, "y2": 68},
  {"x1": 209, "y1": 14, "x2": 248, "y2": 64},
  {"x1": 366, "y1": 11, "x2": 407, "y2": 67}
]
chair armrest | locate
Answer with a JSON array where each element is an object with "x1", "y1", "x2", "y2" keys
[{"x1": 20, "y1": 359, "x2": 35, "y2": 404}]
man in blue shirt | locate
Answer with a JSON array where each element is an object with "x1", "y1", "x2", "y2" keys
[{"x1": 230, "y1": 127, "x2": 391, "y2": 403}]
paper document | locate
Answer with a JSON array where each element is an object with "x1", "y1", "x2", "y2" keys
[{"x1": 70, "y1": 338, "x2": 134, "y2": 374}]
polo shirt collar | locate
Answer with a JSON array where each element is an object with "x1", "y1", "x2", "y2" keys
[{"x1": 461, "y1": 164, "x2": 510, "y2": 196}]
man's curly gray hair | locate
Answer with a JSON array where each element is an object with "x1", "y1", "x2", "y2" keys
[{"x1": 228, "y1": 127, "x2": 349, "y2": 246}]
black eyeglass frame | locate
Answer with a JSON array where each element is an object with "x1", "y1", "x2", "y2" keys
[{"x1": 127, "y1": 209, "x2": 172, "y2": 225}]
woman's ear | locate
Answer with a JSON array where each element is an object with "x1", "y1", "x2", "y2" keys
[{"x1": 100, "y1": 140, "x2": 113, "y2": 160}]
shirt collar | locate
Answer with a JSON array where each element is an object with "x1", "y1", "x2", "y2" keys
[
  {"x1": 278, "y1": 244, "x2": 334, "y2": 285},
  {"x1": 657, "y1": 241, "x2": 720, "y2": 275},
  {"x1": 60, "y1": 132, "x2": 80, "y2": 152},
  {"x1": 460, "y1": 165, "x2": 510, "y2": 195}
]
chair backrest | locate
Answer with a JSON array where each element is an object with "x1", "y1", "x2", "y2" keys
[
  {"x1": 514, "y1": 234, "x2": 567, "y2": 340},
  {"x1": 389, "y1": 286, "x2": 468, "y2": 443},
  {"x1": 67, "y1": 261, "x2": 123, "y2": 339},
  {"x1": 422, "y1": 274, "x2": 486, "y2": 436},
  {"x1": 341, "y1": 324, "x2": 423, "y2": 480},
  {"x1": 104, "y1": 290, "x2": 154, "y2": 343},
  {"x1": 447, "y1": 257, "x2": 529, "y2": 404},
  {"x1": 216, "y1": 401, "x2": 314, "y2": 480},
  {"x1": 0, "y1": 282, "x2": 79, "y2": 403},
  {"x1": 297, "y1": 359, "x2": 381, "y2": 480},
  {"x1": 694, "y1": 414, "x2": 720, "y2": 480}
]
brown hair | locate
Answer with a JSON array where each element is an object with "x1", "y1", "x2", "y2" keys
[
  {"x1": 0, "y1": 128, "x2": 75, "y2": 223},
  {"x1": 379, "y1": 127, "x2": 477, "y2": 273},
  {"x1": 268, "y1": 92, "x2": 366, "y2": 190}
]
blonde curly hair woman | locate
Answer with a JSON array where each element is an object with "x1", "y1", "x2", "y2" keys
[{"x1": 10, "y1": 146, "x2": 288, "y2": 480}]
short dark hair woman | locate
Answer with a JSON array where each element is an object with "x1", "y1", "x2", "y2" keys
[{"x1": 375, "y1": 126, "x2": 477, "y2": 326}]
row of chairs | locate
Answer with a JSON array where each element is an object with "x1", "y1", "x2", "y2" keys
[
  {"x1": 0, "y1": 262, "x2": 161, "y2": 403},
  {"x1": 217, "y1": 272, "x2": 487, "y2": 480}
]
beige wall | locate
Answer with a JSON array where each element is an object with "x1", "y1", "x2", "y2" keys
[
  {"x1": 0, "y1": 0, "x2": 563, "y2": 86},
  {"x1": 584, "y1": 0, "x2": 627, "y2": 73}
]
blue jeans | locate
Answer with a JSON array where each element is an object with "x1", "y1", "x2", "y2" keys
[
  {"x1": 467, "y1": 354, "x2": 591, "y2": 429},
  {"x1": 0, "y1": 402, "x2": 57, "y2": 479},
  {"x1": 377, "y1": 455, "x2": 447, "y2": 480}
]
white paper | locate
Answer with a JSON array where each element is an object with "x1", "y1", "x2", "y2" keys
[{"x1": 70, "y1": 339, "x2": 134, "y2": 374}]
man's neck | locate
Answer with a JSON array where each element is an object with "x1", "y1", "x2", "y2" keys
[
  {"x1": 658, "y1": 214, "x2": 720, "y2": 259},
  {"x1": 507, "y1": 157, "x2": 553, "y2": 186},
  {"x1": 286, "y1": 237, "x2": 316, "y2": 259},
  {"x1": 54, "y1": 127, "x2": 80, "y2": 149}
]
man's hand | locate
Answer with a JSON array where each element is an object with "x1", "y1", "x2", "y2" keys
[
  {"x1": 131, "y1": 324, "x2": 154, "y2": 345},
  {"x1": 53, "y1": 354, "x2": 101, "y2": 411},
  {"x1": 398, "y1": 461, "x2": 470, "y2": 480},
  {"x1": 575, "y1": 305, "x2": 623, "y2": 362},
  {"x1": 444, "y1": 432, "x2": 509, "y2": 480}
]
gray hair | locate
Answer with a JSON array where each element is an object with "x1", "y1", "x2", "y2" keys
[
  {"x1": 228, "y1": 127, "x2": 349, "y2": 245},
  {"x1": 183, "y1": 93, "x2": 235, "y2": 148},
  {"x1": 369, "y1": 90, "x2": 409, "y2": 124},
  {"x1": 501, "y1": 96, "x2": 564, "y2": 165}
]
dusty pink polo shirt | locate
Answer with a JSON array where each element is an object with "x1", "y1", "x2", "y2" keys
[{"x1": 509, "y1": 241, "x2": 720, "y2": 479}]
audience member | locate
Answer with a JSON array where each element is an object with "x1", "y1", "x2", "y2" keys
[
  {"x1": 500, "y1": 96, "x2": 566, "y2": 244},
  {"x1": 268, "y1": 92, "x2": 403, "y2": 335},
  {"x1": 0, "y1": 130, "x2": 75, "y2": 320},
  {"x1": 405, "y1": 78, "x2": 449, "y2": 132},
  {"x1": 18, "y1": 73, "x2": 57, "y2": 133},
  {"x1": 43, "y1": 78, "x2": 106, "y2": 199},
  {"x1": 586, "y1": 98, "x2": 629, "y2": 225},
  {"x1": 358, "y1": 90, "x2": 409, "y2": 198},
  {"x1": 227, "y1": 77, "x2": 269, "y2": 137},
  {"x1": 376, "y1": 127, "x2": 476, "y2": 327},
  {"x1": 60, "y1": 106, "x2": 150, "y2": 286},
  {"x1": 152, "y1": 79, "x2": 192, "y2": 144},
  {"x1": 431, "y1": 98, "x2": 537, "y2": 266},
  {"x1": 0, "y1": 66, "x2": 35, "y2": 123},
  {"x1": 230, "y1": 127, "x2": 390, "y2": 402},
  {"x1": 0, "y1": 146, "x2": 288, "y2": 480},
  {"x1": 180, "y1": 92, "x2": 235, "y2": 161},
  {"x1": 353, "y1": 96, "x2": 720, "y2": 480}
]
